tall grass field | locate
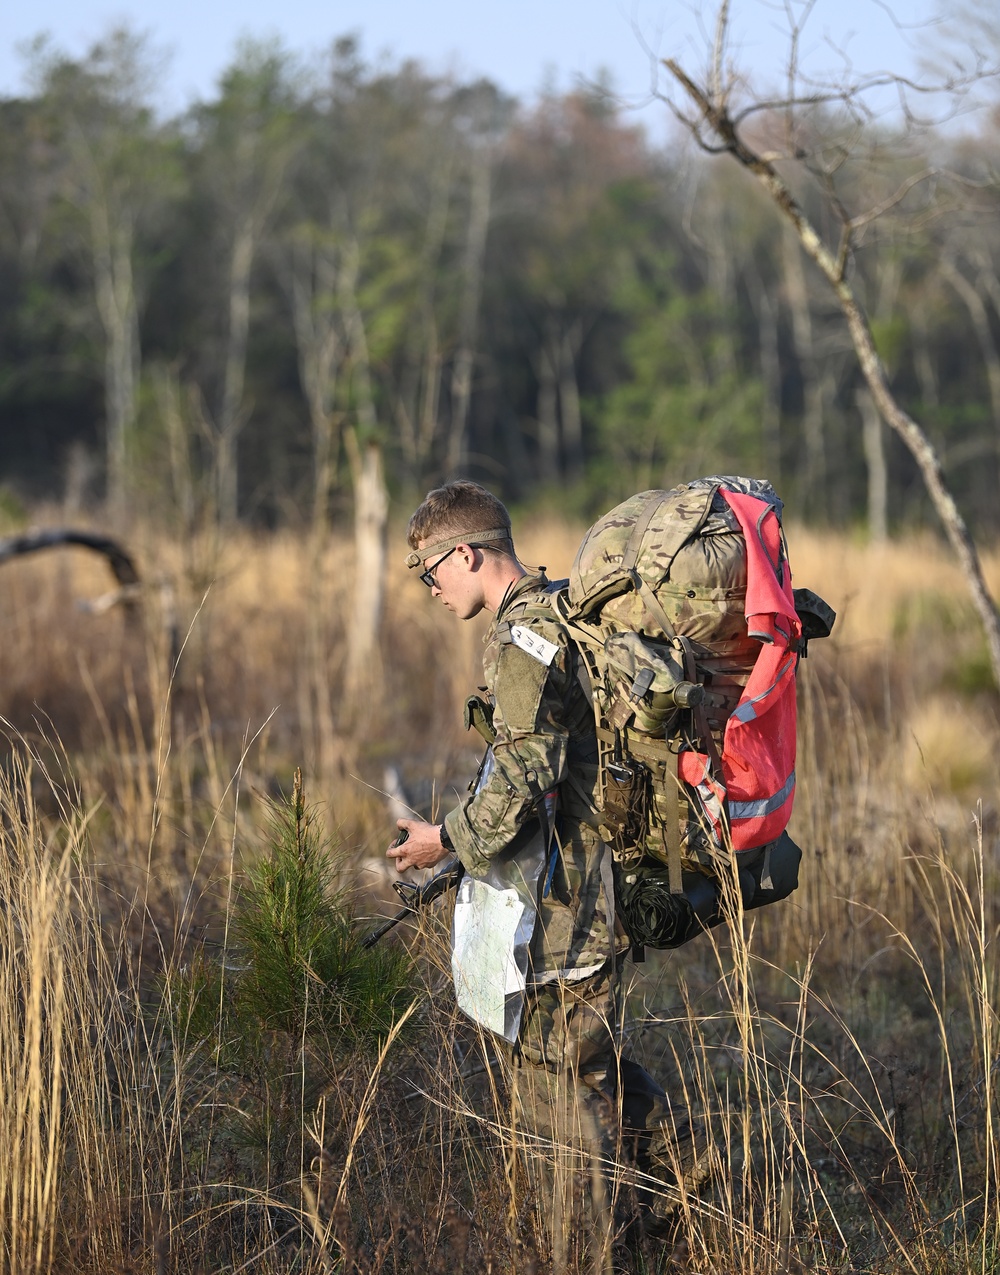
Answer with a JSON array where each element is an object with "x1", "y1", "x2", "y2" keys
[{"x1": 0, "y1": 510, "x2": 996, "y2": 1274}]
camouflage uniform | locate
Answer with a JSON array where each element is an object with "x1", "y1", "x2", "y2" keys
[
  {"x1": 443, "y1": 572, "x2": 614, "y2": 978},
  {"x1": 443, "y1": 575, "x2": 708, "y2": 1247}
]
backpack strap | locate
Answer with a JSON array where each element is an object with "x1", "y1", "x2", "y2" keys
[
  {"x1": 598, "y1": 846, "x2": 621, "y2": 964},
  {"x1": 629, "y1": 570, "x2": 678, "y2": 640},
  {"x1": 621, "y1": 490, "x2": 666, "y2": 573},
  {"x1": 552, "y1": 587, "x2": 600, "y2": 707},
  {"x1": 663, "y1": 747, "x2": 684, "y2": 895}
]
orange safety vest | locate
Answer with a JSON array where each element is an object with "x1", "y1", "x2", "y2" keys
[{"x1": 678, "y1": 488, "x2": 801, "y2": 851}]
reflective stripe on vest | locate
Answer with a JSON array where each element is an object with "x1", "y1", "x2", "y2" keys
[
  {"x1": 729, "y1": 656, "x2": 796, "y2": 725},
  {"x1": 729, "y1": 769, "x2": 796, "y2": 821}
]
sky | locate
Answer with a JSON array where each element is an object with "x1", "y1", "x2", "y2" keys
[{"x1": 0, "y1": 0, "x2": 965, "y2": 133}]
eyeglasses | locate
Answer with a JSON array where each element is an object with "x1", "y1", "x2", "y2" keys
[{"x1": 419, "y1": 544, "x2": 460, "y2": 589}]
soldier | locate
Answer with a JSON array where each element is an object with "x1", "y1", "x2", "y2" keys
[{"x1": 387, "y1": 480, "x2": 710, "y2": 1257}]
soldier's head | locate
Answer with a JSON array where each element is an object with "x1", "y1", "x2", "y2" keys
[{"x1": 406, "y1": 481, "x2": 523, "y2": 619}]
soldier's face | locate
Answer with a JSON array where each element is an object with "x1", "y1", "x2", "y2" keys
[{"x1": 418, "y1": 540, "x2": 486, "y2": 620}]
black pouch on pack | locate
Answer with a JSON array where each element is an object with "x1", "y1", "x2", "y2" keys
[{"x1": 741, "y1": 830, "x2": 802, "y2": 909}]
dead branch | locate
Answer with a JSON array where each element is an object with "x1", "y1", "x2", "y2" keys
[
  {"x1": 0, "y1": 529, "x2": 140, "y2": 586},
  {"x1": 662, "y1": 52, "x2": 1000, "y2": 689},
  {"x1": 847, "y1": 169, "x2": 939, "y2": 232}
]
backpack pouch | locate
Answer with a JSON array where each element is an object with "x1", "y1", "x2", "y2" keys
[
  {"x1": 603, "y1": 631, "x2": 688, "y2": 733},
  {"x1": 739, "y1": 831, "x2": 802, "y2": 908}
]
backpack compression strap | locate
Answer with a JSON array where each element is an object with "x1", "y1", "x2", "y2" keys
[{"x1": 620, "y1": 490, "x2": 667, "y2": 573}]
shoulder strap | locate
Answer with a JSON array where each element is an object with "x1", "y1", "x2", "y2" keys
[
  {"x1": 629, "y1": 570, "x2": 678, "y2": 639},
  {"x1": 551, "y1": 586, "x2": 597, "y2": 708},
  {"x1": 621, "y1": 490, "x2": 666, "y2": 573}
]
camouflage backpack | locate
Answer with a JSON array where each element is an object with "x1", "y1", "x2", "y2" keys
[{"x1": 552, "y1": 476, "x2": 834, "y2": 953}]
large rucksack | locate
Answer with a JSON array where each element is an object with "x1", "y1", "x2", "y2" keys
[{"x1": 551, "y1": 476, "x2": 834, "y2": 954}]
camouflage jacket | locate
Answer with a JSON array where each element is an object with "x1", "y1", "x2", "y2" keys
[{"x1": 443, "y1": 574, "x2": 621, "y2": 979}]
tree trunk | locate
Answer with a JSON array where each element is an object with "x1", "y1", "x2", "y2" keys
[
  {"x1": 216, "y1": 218, "x2": 254, "y2": 527},
  {"x1": 447, "y1": 142, "x2": 493, "y2": 475},
  {"x1": 559, "y1": 322, "x2": 584, "y2": 483},
  {"x1": 285, "y1": 236, "x2": 347, "y2": 779},
  {"x1": 536, "y1": 317, "x2": 560, "y2": 485},
  {"x1": 837, "y1": 295, "x2": 1000, "y2": 684},
  {"x1": 339, "y1": 244, "x2": 388, "y2": 714},
  {"x1": 857, "y1": 388, "x2": 888, "y2": 544},
  {"x1": 289, "y1": 237, "x2": 343, "y2": 540},
  {"x1": 740, "y1": 248, "x2": 783, "y2": 479},
  {"x1": 91, "y1": 203, "x2": 139, "y2": 521},
  {"x1": 344, "y1": 432, "x2": 388, "y2": 711},
  {"x1": 782, "y1": 231, "x2": 825, "y2": 512},
  {"x1": 665, "y1": 55, "x2": 1000, "y2": 689},
  {"x1": 389, "y1": 144, "x2": 452, "y2": 475}
]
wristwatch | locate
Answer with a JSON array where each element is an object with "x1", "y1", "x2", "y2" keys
[{"x1": 438, "y1": 822, "x2": 454, "y2": 851}]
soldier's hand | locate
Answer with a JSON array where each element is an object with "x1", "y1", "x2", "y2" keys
[{"x1": 387, "y1": 819, "x2": 450, "y2": 873}]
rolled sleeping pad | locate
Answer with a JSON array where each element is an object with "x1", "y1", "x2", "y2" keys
[{"x1": 613, "y1": 831, "x2": 802, "y2": 950}]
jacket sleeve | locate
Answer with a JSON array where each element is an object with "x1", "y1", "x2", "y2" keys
[{"x1": 444, "y1": 627, "x2": 573, "y2": 878}]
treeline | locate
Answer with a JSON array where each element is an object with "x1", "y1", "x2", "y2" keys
[{"x1": 1, "y1": 26, "x2": 999, "y2": 532}]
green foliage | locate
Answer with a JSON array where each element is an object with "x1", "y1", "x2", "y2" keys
[
  {"x1": 233, "y1": 776, "x2": 412, "y2": 1048},
  {"x1": 597, "y1": 279, "x2": 764, "y2": 493},
  {"x1": 164, "y1": 771, "x2": 415, "y2": 1180},
  {"x1": 172, "y1": 771, "x2": 414, "y2": 1062},
  {"x1": 0, "y1": 487, "x2": 27, "y2": 533},
  {"x1": 946, "y1": 646, "x2": 996, "y2": 696},
  {"x1": 1, "y1": 23, "x2": 1000, "y2": 531},
  {"x1": 892, "y1": 589, "x2": 975, "y2": 642},
  {"x1": 892, "y1": 590, "x2": 997, "y2": 696},
  {"x1": 871, "y1": 314, "x2": 909, "y2": 375}
]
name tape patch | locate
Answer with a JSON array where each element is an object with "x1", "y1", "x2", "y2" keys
[{"x1": 509, "y1": 624, "x2": 559, "y2": 667}]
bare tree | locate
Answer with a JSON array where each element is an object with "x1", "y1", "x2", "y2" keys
[
  {"x1": 33, "y1": 29, "x2": 173, "y2": 521},
  {"x1": 446, "y1": 82, "x2": 508, "y2": 475},
  {"x1": 339, "y1": 243, "x2": 389, "y2": 714},
  {"x1": 277, "y1": 49, "x2": 401, "y2": 730},
  {"x1": 196, "y1": 41, "x2": 300, "y2": 526},
  {"x1": 279, "y1": 220, "x2": 381, "y2": 757},
  {"x1": 391, "y1": 117, "x2": 455, "y2": 478},
  {"x1": 658, "y1": 2, "x2": 1000, "y2": 685},
  {"x1": 285, "y1": 224, "x2": 348, "y2": 540},
  {"x1": 781, "y1": 227, "x2": 830, "y2": 511},
  {"x1": 857, "y1": 387, "x2": 888, "y2": 543}
]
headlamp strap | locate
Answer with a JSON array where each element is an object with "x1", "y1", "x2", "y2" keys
[{"x1": 405, "y1": 526, "x2": 510, "y2": 569}]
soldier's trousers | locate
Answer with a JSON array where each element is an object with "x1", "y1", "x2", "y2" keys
[{"x1": 503, "y1": 963, "x2": 705, "y2": 1259}]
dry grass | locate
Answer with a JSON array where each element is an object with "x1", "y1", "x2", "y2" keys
[{"x1": 0, "y1": 511, "x2": 996, "y2": 1273}]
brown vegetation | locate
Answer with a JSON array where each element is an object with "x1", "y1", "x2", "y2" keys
[{"x1": 0, "y1": 514, "x2": 997, "y2": 1273}]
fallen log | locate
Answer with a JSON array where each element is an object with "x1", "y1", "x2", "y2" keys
[{"x1": 0, "y1": 528, "x2": 140, "y2": 586}]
